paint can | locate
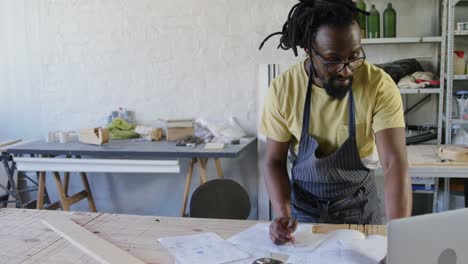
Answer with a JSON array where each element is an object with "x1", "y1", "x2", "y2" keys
[
  {"x1": 46, "y1": 132, "x2": 56, "y2": 143},
  {"x1": 58, "y1": 132, "x2": 69, "y2": 143}
]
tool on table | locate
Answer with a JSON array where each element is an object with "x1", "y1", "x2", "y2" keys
[
  {"x1": 252, "y1": 258, "x2": 284, "y2": 264},
  {"x1": 438, "y1": 145, "x2": 468, "y2": 162},
  {"x1": 79, "y1": 128, "x2": 109, "y2": 146},
  {"x1": 176, "y1": 135, "x2": 203, "y2": 147}
]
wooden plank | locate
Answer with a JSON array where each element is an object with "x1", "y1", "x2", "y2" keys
[
  {"x1": 214, "y1": 158, "x2": 224, "y2": 179},
  {"x1": 80, "y1": 172, "x2": 97, "y2": 212},
  {"x1": 53, "y1": 172, "x2": 70, "y2": 211},
  {"x1": 0, "y1": 139, "x2": 22, "y2": 149},
  {"x1": 437, "y1": 145, "x2": 468, "y2": 162},
  {"x1": 0, "y1": 209, "x2": 102, "y2": 264},
  {"x1": 0, "y1": 139, "x2": 22, "y2": 152},
  {"x1": 37, "y1": 171, "x2": 46, "y2": 209},
  {"x1": 407, "y1": 145, "x2": 442, "y2": 165},
  {"x1": 181, "y1": 158, "x2": 195, "y2": 217},
  {"x1": 312, "y1": 224, "x2": 387, "y2": 236},
  {"x1": 41, "y1": 217, "x2": 145, "y2": 264},
  {"x1": 198, "y1": 158, "x2": 209, "y2": 184}
]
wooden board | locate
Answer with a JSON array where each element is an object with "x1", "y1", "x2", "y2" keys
[
  {"x1": 0, "y1": 208, "x2": 389, "y2": 263},
  {"x1": 437, "y1": 145, "x2": 468, "y2": 162},
  {"x1": 407, "y1": 145, "x2": 468, "y2": 167},
  {"x1": 41, "y1": 217, "x2": 145, "y2": 264},
  {"x1": 312, "y1": 224, "x2": 387, "y2": 236},
  {"x1": 0, "y1": 139, "x2": 22, "y2": 152},
  {"x1": 79, "y1": 128, "x2": 109, "y2": 146}
]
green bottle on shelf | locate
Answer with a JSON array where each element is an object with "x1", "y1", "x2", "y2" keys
[
  {"x1": 356, "y1": 0, "x2": 367, "y2": 38},
  {"x1": 367, "y1": 4, "x2": 380, "y2": 38},
  {"x1": 383, "y1": 3, "x2": 396, "y2": 38}
]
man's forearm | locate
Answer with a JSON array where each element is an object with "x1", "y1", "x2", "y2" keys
[
  {"x1": 265, "y1": 161, "x2": 292, "y2": 218},
  {"x1": 383, "y1": 164, "x2": 412, "y2": 220}
]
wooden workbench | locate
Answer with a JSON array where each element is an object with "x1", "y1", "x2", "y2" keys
[
  {"x1": 407, "y1": 145, "x2": 468, "y2": 211},
  {"x1": 0, "y1": 208, "x2": 387, "y2": 264},
  {"x1": 0, "y1": 208, "x2": 260, "y2": 263}
]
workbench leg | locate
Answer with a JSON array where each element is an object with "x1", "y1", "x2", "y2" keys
[
  {"x1": 80, "y1": 172, "x2": 97, "y2": 212},
  {"x1": 443, "y1": 178, "x2": 450, "y2": 211},
  {"x1": 37, "y1": 172, "x2": 46, "y2": 209},
  {"x1": 63, "y1": 155, "x2": 71, "y2": 197},
  {"x1": 432, "y1": 177, "x2": 439, "y2": 213},
  {"x1": 181, "y1": 158, "x2": 195, "y2": 217},
  {"x1": 53, "y1": 172, "x2": 71, "y2": 211},
  {"x1": 3, "y1": 158, "x2": 22, "y2": 208},
  {"x1": 1, "y1": 181, "x2": 10, "y2": 208},
  {"x1": 198, "y1": 158, "x2": 209, "y2": 184},
  {"x1": 464, "y1": 178, "x2": 468, "y2": 208},
  {"x1": 214, "y1": 158, "x2": 224, "y2": 179},
  {"x1": 64, "y1": 172, "x2": 70, "y2": 197}
]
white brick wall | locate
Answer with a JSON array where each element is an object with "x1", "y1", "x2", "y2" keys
[{"x1": 0, "y1": 0, "x2": 299, "y2": 139}]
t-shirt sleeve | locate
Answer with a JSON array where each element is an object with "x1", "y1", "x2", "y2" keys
[
  {"x1": 372, "y1": 73, "x2": 406, "y2": 133},
  {"x1": 259, "y1": 82, "x2": 292, "y2": 142}
]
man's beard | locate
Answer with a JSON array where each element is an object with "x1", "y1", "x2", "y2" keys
[{"x1": 323, "y1": 75, "x2": 353, "y2": 100}]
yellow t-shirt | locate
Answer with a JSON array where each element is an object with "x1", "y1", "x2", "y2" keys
[{"x1": 260, "y1": 59, "x2": 405, "y2": 159}]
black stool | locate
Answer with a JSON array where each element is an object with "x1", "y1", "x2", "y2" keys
[{"x1": 190, "y1": 179, "x2": 250, "y2": 220}]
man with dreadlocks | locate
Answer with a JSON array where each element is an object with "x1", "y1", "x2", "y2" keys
[{"x1": 259, "y1": 0, "x2": 412, "y2": 245}]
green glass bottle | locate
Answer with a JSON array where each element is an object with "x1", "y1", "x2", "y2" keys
[
  {"x1": 356, "y1": 0, "x2": 367, "y2": 38},
  {"x1": 383, "y1": 3, "x2": 396, "y2": 38},
  {"x1": 367, "y1": 4, "x2": 380, "y2": 38}
]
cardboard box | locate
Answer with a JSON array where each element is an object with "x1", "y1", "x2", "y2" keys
[{"x1": 166, "y1": 119, "x2": 194, "y2": 141}]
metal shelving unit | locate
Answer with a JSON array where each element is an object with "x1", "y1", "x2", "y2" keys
[
  {"x1": 399, "y1": 88, "x2": 442, "y2": 94},
  {"x1": 361, "y1": 4, "x2": 447, "y2": 145},
  {"x1": 361, "y1": 37, "x2": 443, "y2": 44},
  {"x1": 363, "y1": 1, "x2": 448, "y2": 213},
  {"x1": 444, "y1": 0, "x2": 468, "y2": 210}
]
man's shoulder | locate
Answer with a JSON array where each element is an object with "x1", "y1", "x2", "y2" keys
[
  {"x1": 355, "y1": 61, "x2": 394, "y2": 87},
  {"x1": 270, "y1": 59, "x2": 307, "y2": 98}
]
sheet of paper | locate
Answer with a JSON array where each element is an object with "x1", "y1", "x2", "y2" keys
[
  {"x1": 228, "y1": 223, "x2": 326, "y2": 255},
  {"x1": 227, "y1": 245, "x2": 272, "y2": 264},
  {"x1": 286, "y1": 231, "x2": 387, "y2": 264},
  {"x1": 159, "y1": 232, "x2": 251, "y2": 264}
]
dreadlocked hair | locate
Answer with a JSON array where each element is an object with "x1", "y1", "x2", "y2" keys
[{"x1": 259, "y1": 0, "x2": 369, "y2": 56}]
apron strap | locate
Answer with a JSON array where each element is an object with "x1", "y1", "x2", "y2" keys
[
  {"x1": 301, "y1": 60, "x2": 356, "y2": 137},
  {"x1": 300, "y1": 62, "x2": 314, "y2": 136},
  {"x1": 348, "y1": 89, "x2": 356, "y2": 137}
]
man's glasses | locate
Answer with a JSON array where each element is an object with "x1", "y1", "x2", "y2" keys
[{"x1": 310, "y1": 47, "x2": 366, "y2": 74}]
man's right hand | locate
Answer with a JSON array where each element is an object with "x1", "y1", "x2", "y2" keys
[{"x1": 269, "y1": 217, "x2": 298, "y2": 245}]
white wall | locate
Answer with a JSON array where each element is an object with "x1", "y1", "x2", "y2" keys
[
  {"x1": 0, "y1": 0, "x2": 300, "y2": 218},
  {"x1": 0, "y1": 0, "x2": 299, "y2": 139}
]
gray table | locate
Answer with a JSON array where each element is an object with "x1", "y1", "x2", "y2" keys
[
  {"x1": 8, "y1": 138, "x2": 256, "y2": 158},
  {"x1": 7, "y1": 138, "x2": 257, "y2": 215}
]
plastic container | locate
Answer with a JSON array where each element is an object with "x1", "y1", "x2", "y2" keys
[
  {"x1": 454, "y1": 51, "x2": 466, "y2": 75},
  {"x1": 455, "y1": 91, "x2": 468, "y2": 120},
  {"x1": 367, "y1": 5, "x2": 380, "y2": 38},
  {"x1": 457, "y1": 22, "x2": 468, "y2": 30},
  {"x1": 383, "y1": 3, "x2": 396, "y2": 38}
]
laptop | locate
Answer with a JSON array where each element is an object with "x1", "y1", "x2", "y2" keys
[{"x1": 387, "y1": 208, "x2": 468, "y2": 264}]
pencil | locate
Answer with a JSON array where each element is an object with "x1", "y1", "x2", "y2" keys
[{"x1": 289, "y1": 237, "x2": 296, "y2": 247}]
